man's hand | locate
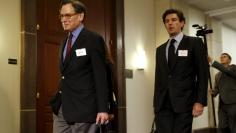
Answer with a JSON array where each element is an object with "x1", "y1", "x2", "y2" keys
[
  {"x1": 208, "y1": 56, "x2": 215, "y2": 65},
  {"x1": 192, "y1": 103, "x2": 204, "y2": 117},
  {"x1": 96, "y1": 112, "x2": 109, "y2": 125},
  {"x1": 209, "y1": 89, "x2": 214, "y2": 95},
  {"x1": 208, "y1": 56, "x2": 212, "y2": 63}
]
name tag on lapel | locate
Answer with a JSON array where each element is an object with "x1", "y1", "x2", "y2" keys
[
  {"x1": 75, "y1": 48, "x2": 87, "y2": 57},
  {"x1": 178, "y1": 50, "x2": 188, "y2": 57}
]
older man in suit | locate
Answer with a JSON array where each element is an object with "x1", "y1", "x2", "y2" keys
[
  {"x1": 209, "y1": 53, "x2": 236, "y2": 133},
  {"x1": 153, "y1": 9, "x2": 209, "y2": 133},
  {"x1": 52, "y1": 0, "x2": 109, "y2": 133}
]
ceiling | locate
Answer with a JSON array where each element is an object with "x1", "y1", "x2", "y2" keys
[{"x1": 183, "y1": 0, "x2": 236, "y2": 30}]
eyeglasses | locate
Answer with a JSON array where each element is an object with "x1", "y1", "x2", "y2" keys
[{"x1": 59, "y1": 13, "x2": 78, "y2": 20}]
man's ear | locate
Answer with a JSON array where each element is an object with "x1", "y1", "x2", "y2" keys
[
  {"x1": 79, "y1": 13, "x2": 85, "y2": 22},
  {"x1": 180, "y1": 21, "x2": 185, "y2": 29}
]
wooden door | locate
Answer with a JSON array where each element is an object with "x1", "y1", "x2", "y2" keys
[{"x1": 36, "y1": 0, "x2": 117, "y2": 133}]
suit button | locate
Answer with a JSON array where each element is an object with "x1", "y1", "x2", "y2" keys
[
  {"x1": 168, "y1": 75, "x2": 172, "y2": 78},
  {"x1": 62, "y1": 76, "x2": 65, "y2": 79}
]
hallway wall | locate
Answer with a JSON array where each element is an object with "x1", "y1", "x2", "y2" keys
[
  {"x1": 0, "y1": 0, "x2": 21, "y2": 133},
  {"x1": 222, "y1": 25, "x2": 236, "y2": 64},
  {"x1": 124, "y1": 0, "x2": 156, "y2": 132}
]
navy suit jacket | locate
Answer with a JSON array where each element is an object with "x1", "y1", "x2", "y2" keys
[
  {"x1": 59, "y1": 28, "x2": 109, "y2": 123},
  {"x1": 154, "y1": 35, "x2": 209, "y2": 113}
]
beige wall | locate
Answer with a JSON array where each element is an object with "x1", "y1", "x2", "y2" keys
[
  {"x1": 155, "y1": 0, "x2": 170, "y2": 46},
  {"x1": 124, "y1": 0, "x2": 156, "y2": 132},
  {"x1": 0, "y1": 0, "x2": 20, "y2": 133},
  {"x1": 222, "y1": 25, "x2": 236, "y2": 64}
]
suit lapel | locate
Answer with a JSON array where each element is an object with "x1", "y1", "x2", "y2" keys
[
  {"x1": 59, "y1": 39, "x2": 67, "y2": 73},
  {"x1": 62, "y1": 28, "x2": 86, "y2": 72},
  {"x1": 169, "y1": 35, "x2": 187, "y2": 71},
  {"x1": 161, "y1": 42, "x2": 171, "y2": 72}
]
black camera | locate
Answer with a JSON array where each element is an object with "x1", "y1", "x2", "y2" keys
[{"x1": 192, "y1": 24, "x2": 213, "y2": 36}]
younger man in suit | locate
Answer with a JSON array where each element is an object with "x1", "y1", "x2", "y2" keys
[
  {"x1": 53, "y1": 0, "x2": 109, "y2": 133},
  {"x1": 153, "y1": 9, "x2": 209, "y2": 133},
  {"x1": 209, "y1": 53, "x2": 236, "y2": 133}
]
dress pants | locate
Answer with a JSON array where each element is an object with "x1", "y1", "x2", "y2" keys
[
  {"x1": 155, "y1": 92, "x2": 193, "y2": 133},
  {"x1": 53, "y1": 106, "x2": 98, "y2": 133},
  {"x1": 218, "y1": 100, "x2": 236, "y2": 133}
]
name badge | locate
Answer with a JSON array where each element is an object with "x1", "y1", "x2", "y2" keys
[
  {"x1": 178, "y1": 50, "x2": 188, "y2": 57},
  {"x1": 75, "y1": 48, "x2": 87, "y2": 57}
]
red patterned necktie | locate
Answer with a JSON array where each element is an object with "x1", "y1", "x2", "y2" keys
[{"x1": 65, "y1": 33, "x2": 73, "y2": 59}]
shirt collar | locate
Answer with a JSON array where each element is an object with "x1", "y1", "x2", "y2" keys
[
  {"x1": 71, "y1": 24, "x2": 84, "y2": 38},
  {"x1": 170, "y1": 32, "x2": 183, "y2": 43}
]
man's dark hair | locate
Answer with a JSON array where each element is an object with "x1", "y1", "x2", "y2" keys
[
  {"x1": 60, "y1": 0, "x2": 86, "y2": 14},
  {"x1": 222, "y1": 53, "x2": 232, "y2": 61},
  {"x1": 162, "y1": 8, "x2": 185, "y2": 23}
]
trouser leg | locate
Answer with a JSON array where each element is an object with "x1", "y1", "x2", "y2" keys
[{"x1": 53, "y1": 107, "x2": 72, "y2": 133}]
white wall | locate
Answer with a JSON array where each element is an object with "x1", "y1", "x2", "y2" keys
[
  {"x1": 222, "y1": 25, "x2": 236, "y2": 64},
  {"x1": 124, "y1": 0, "x2": 156, "y2": 132},
  {"x1": 0, "y1": 0, "x2": 20, "y2": 133},
  {"x1": 188, "y1": 8, "x2": 205, "y2": 37},
  {"x1": 155, "y1": 0, "x2": 170, "y2": 46},
  {"x1": 209, "y1": 19, "x2": 223, "y2": 61}
]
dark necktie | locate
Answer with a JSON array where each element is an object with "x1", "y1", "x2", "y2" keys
[
  {"x1": 65, "y1": 33, "x2": 73, "y2": 59},
  {"x1": 168, "y1": 39, "x2": 176, "y2": 68}
]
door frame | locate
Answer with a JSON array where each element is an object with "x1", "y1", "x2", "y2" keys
[{"x1": 115, "y1": 0, "x2": 126, "y2": 132}]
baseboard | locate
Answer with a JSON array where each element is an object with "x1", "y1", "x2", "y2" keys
[{"x1": 193, "y1": 127, "x2": 219, "y2": 133}]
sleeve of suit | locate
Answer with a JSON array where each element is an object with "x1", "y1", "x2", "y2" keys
[
  {"x1": 212, "y1": 73, "x2": 220, "y2": 97},
  {"x1": 193, "y1": 38, "x2": 209, "y2": 106},
  {"x1": 212, "y1": 61, "x2": 236, "y2": 79},
  {"x1": 153, "y1": 48, "x2": 159, "y2": 111},
  {"x1": 90, "y1": 36, "x2": 109, "y2": 113}
]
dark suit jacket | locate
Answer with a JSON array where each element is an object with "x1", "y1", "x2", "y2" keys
[
  {"x1": 212, "y1": 61, "x2": 236, "y2": 104},
  {"x1": 59, "y1": 28, "x2": 109, "y2": 123},
  {"x1": 154, "y1": 35, "x2": 208, "y2": 113},
  {"x1": 105, "y1": 62, "x2": 117, "y2": 114}
]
